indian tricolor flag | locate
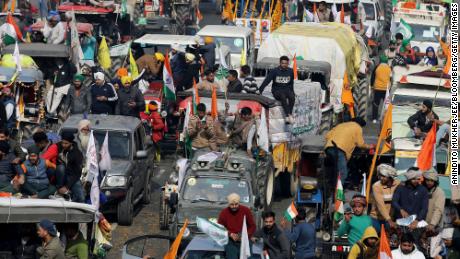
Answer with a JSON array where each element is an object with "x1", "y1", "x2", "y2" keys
[
  {"x1": 163, "y1": 53, "x2": 176, "y2": 100},
  {"x1": 334, "y1": 175, "x2": 345, "y2": 222},
  {"x1": 284, "y1": 202, "x2": 298, "y2": 221}
]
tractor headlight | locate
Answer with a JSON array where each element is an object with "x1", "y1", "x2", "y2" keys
[{"x1": 105, "y1": 176, "x2": 127, "y2": 187}]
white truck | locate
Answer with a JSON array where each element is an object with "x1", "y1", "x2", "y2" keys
[{"x1": 392, "y1": 1, "x2": 448, "y2": 52}]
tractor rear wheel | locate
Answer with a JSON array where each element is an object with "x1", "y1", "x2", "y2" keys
[
  {"x1": 353, "y1": 76, "x2": 370, "y2": 121},
  {"x1": 174, "y1": 5, "x2": 189, "y2": 35}
]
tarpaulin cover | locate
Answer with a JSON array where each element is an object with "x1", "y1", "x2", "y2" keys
[
  {"x1": 31, "y1": 21, "x2": 93, "y2": 34},
  {"x1": 257, "y1": 22, "x2": 362, "y2": 111}
]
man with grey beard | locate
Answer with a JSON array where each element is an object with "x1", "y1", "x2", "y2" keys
[{"x1": 75, "y1": 119, "x2": 92, "y2": 155}]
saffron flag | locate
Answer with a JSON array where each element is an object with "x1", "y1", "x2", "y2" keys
[
  {"x1": 211, "y1": 85, "x2": 218, "y2": 119},
  {"x1": 164, "y1": 219, "x2": 189, "y2": 259},
  {"x1": 13, "y1": 41, "x2": 21, "y2": 72},
  {"x1": 196, "y1": 7, "x2": 203, "y2": 26},
  {"x1": 240, "y1": 216, "x2": 251, "y2": 259},
  {"x1": 257, "y1": 108, "x2": 270, "y2": 152},
  {"x1": 99, "y1": 131, "x2": 112, "y2": 171},
  {"x1": 129, "y1": 48, "x2": 139, "y2": 78},
  {"x1": 6, "y1": 13, "x2": 23, "y2": 41},
  {"x1": 163, "y1": 52, "x2": 176, "y2": 100},
  {"x1": 416, "y1": 123, "x2": 437, "y2": 170},
  {"x1": 97, "y1": 36, "x2": 111, "y2": 70},
  {"x1": 293, "y1": 54, "x2": 298, "y2": 80},
  {"x1": 437, "y1": 36, "x2": 451, "y2": 75},
  {"x1": 284, "y1": 202, "x2": 298, "y2": 220},
  {"x1": 334, "y1": 175, "x2": 345, "y2": 222},
  {"x1": 379, "y1": 224, "x2": 393, "y2": 259},
  {"x1": 340, "y1": 3, "x2": 345, "y2": 23},
  {"x1": 86, "y1": 131, "x2": 100, "y2": 211}
]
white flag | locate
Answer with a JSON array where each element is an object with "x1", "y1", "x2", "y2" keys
[
  {"x1": 69, "y1": 10, "x2": 83, "y2": 69},
  {"x1": 13, "y1": 41, "x2": 22, "y2": 72},
  {"x1": 182, "y1": 101, "x2": 191, "y2": 135},
  {"x1": 240, "y1": 216, "x2": 251, "y2": 259},
  {"x1": 380, "y1": 86, "x2": 391, "y2": 120},
  {"x1": 86, "y1": 131, "x2": 100, "y2": 210},
  {"x1": 257, "y1": 108, "x2": 270, "y2": 152},
  {"x1": 99, "y1": 131, "x2": 112, "y2": 171},
  {"x1": 361, "y1": 173, "x2": 366, "y2": 197},
  {"x1": 217, "y1": 41, "x2": 229, "y2": 69}
]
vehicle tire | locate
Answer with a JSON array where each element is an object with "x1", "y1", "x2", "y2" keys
[
  {"x1": 289, "y1": 167, "x2": 298, "y2": 197},
  {"x1": 141, "y1": 169, "x2": 152, "y2": 204},
  {"x1": 385, "y1": 0, "x2": 393, "y2": 30},
  {"x1": 260, "y1": 167, "x2": 275, "y2": 209},
  {"x1": 319, "y1": 109, "x2": 333, "y2": 134},
  {"x1": 174, "y1": 4, "x2": 189, "y2": 35},
  {"x1": 352, "y1": 76, "x2": 369, "y2": 121},
  {"x1": 159, "y1": 191, "x2": 170, "y2": 230},
  {"x1": 117, "y1": 187, "x2": 134, "y2": 226}
]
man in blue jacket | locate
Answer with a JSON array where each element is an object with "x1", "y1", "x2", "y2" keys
[
  {"x1": 90, "y1": 72, "x2": 118, "y2": 114},
  {"x1": 392, "y1": 167, "x2": 429, "y2": 230},
  {"x1": 280, "y1": 208, "x2": 316, "y2": 259}
]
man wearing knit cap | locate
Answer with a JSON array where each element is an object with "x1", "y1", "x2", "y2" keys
[
  {"x1": 115, "y1": 76, "x2": 145, "y2": 118},
  {"x1": 407, "y1": 99, "x2": 439, "y2": 138},
  {"x1": 392, "y1": 167, "x2": 429, "y2": 230},
  {"x1": 36, "y1": 219, "x2": 65, "y2": 259},
  {"x1": 370, "y1": 163, "x2": 400, "y2": 233},
  {"x1": 423, "y1": 168, "x2": 445, "y2": 233},
  {"x1": 55, "y1": 132, "x2": 84, "y2": 202},
  {"x1": 90, "y1": 72, "x2": 118, "y2": 114},
  {"x1": 64, "y1": 74, "x2": 92, "y2": 115},
  {"x1": 218, "y1": 193, "x2": 256, "y2": 259},
  {"x1": 0, "y1": 140, "x2": 22, "y2": 193}
]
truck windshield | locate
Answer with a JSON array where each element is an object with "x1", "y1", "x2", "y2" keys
[
  {"x1": 407, "y1": 23, "x2": 440, "y2": 42},
  {"x1": 215, "y1": 37, "x2": 244, "y2": 54},
  {"x1": 92, "y1": 131, "x2": 131, "y2": 159},
  {"x1": 362, "y1": 3, "x2": 376, "y2": 21},
  {"x1": 392, "y1": 94, "x2": 450, "y2": 107},
  {"x1": 182, "y1": 177, "x2": 250, "y2": 203}
]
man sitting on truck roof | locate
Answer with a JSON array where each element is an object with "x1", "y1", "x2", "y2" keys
[
  {"x1": 407, "y1": 99, "x2": 439, "y2": 139},
  {"x1": 259, "y1": 56, "x2": 295, "y2": 124}
]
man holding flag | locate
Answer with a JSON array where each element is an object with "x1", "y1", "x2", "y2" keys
[{"x1": 280, "y1": 206, "x2": 316, "y2": 259}]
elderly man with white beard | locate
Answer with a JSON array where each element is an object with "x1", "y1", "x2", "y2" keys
[{"x1": 74, "y1": 119, "x2": 100, "y2": 194}]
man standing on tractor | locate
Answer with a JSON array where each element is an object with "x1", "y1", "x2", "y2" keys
[
  {"x1": 259, "y1": 56, "x2": 296, "y2": 124},
  {"x1": 170, "y1": 44, "x2": 187, "y2": 90},
  {"x1": 392, "y1": 167, "x2": 429, "y2": 231},
  {"x1": 200, "y1": 37, "x2": 216, "y2": 71},
  {"x1": 42, "y1": 11, "x2": 65, "y2": 44},
  {"x1": 370, "y1": 164, "x2": 399, "y2": 233},
  {"x1": 64, "y1": 74, "x2": 92, "y2": 115},
  {"x1": 90, "y1": 72, "x2": 118, "y2": 115},
  {"x1": 324, "y1": 117, "x2": 374, "y2": 189},
  {"x1": 347, "y1": 226, "x2": 379, "y2": 259},
  {"x1": 337, "y1": 194, "x2": 372, "y2": 245},
  {"x1": 115, "y1": 76, "x2": 145, "y2": 118}
]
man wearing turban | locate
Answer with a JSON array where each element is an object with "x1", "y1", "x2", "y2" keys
[
  {"x1": 90, "y1": 72, "x2": 118, "y2": 114},
  {"x1": 115, "y1": 76, "x2": 145, "y2": 118},
  {"x1": 64, "y1": 74, "x2": 92, "y2": 115}
]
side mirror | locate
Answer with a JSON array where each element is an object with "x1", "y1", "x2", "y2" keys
[
  {"x1": 254, "y1": 196, "x2": 261, "y2": 208},
  {"x1": 136, "y1": 150, "x2": 148, "y2": 159}
]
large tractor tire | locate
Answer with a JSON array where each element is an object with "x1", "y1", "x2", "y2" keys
[
  {"x1": 353, "y1": 76, "x2": 370, "y2": 121},
  {"x1": 141, "y1": 169, "x2": 152, "y2": 204},
  {"x1": 159, "y1": 191, "x2": 170, "y2": 230},
  {"x1": 384, "y1": 0, "x2": 393, "y2": 30},
  {"x1": 258, "y1": 166, "x2": 274, "y2": 209},
  {"x1": 117, "y1": 187, "x2": 134, "y2": 226},
  {"x1": 319, "y1": 109, "x2": 333, "y2": 134},
  {"x1": 174, "y1": 5, "x2": 189, "y2": 35}
]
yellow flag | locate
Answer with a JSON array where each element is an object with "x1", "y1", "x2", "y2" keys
[
  {"x1": 97, "y1": 36, "x2": 111, "y2": 70},
  {"x1": 240, "y1": 48, "x2": 247, "y2": 66},
  {"x1": 129, "y1": 48, "x2": 139, "y2": 78},
  {"x1": 164, "y1": 219, "x2": 188, "y2": 259}
]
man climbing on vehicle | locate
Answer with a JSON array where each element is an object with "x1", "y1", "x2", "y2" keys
[
  {"x1": 218, "y1": 193, "x2": 256, "y2": 259},
  {"x1": 347, "y1": 226, "x2": 379, "y2": 259},
  {"x1": 337, "y1": 194, "x2": 372, "y2": 246},
  {"x1": 392, "y1": 167, "x2": 429, "y2": 231},
  {"x1": 324, "y1": 117, "x2": 374, "y2": 189},
  {"x1": 187, "y1": 103, "x2": 217, "y2": 151},
  {"x1": 259, "y1": 56, "x2": 295, "y2": 124},
  {"x1": 407, "y1": 99, "x2": 439, "y2": 139},
  {"x1": 370, "y1": 164, "x2": 400, "y2": 233}
]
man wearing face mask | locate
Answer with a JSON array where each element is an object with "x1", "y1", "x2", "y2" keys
[
  {"x1": 218, "y1": 193, "x2": 256, "y2": 259},
  {"x1": 252, "y1": 211, "x2": 290, "y2": 259}
]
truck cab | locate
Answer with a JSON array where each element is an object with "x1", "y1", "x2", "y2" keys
[
  {"x1": 197, "y1": 25, "x2": 254, "y2": 69},
  {"x1": 360, "y1": 0, "x2": 385, "y2": 41},
  {"x1": 392, "y1": 2, "x2": 447, "y2": 52}
]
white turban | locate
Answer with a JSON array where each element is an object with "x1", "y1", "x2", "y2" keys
[
  {"x1": 405, "y1": 168, "x2": 422, "y2": 180},
  {"x1": 185, "y1": 53, "x2": 195, "y2": 63},
  {"x1": 171, "y1": 43, "x2": 183, "y2": 52},
  {"x1": 442, "y1": 228, "x2": 454, "y2": 240},
  {"x1": 377, "y1": 164, "x2": 397, "y2": 178},
  {"x1": 94, "y1": 72, "x2": 105, "y2": 81},
  {"x1": 78, "y1": 119, "x2": 91, "y2": 131},
  {"x1": 227, "y1": 193, "x2": 240, "y2": 204}
]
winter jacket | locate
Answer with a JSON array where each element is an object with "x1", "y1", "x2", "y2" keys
[
  {"x1": 426, "y1": 185, "x2": 446, "y2": 227},
  {"x1": 41, "y1": 142, "x2": 59, "y2": 165},
  {"x1": 115, "y1": 86, "x2": 145, "y2": 117},
  {"x1": 230, "y1": 116, "x2": 256, "y2": 148},
  {"x1": 0, "y1": 153, "x2": 18, "y2": 182},
  {"x1": 325, "y1": 121, "x2": 370, "y2": 160},
  {"x1": 242, "y1": 76, "x2": 260, "y2": 94},
  {"x1": 65, "y1": 232, "x2": 88, "y2": 259},
  {"x1": 36, "y1": 236, "x2": 65, "y2": 259},
  {"x1": 57, "y1": 142, "x2": 83, "y2": 189},
  {"x1": 227, "y1": 79, "x2": 243, "y2": 93},
  {"x1": 337, "y1": 214, "x2": 373, "y2": 245},
  {"x1": 370, "y1": 179, "x2": 401, "y2": 221},
  {"x1": 407, "y1": 110, "x2": 439, "y2": 133},
  {"x1": 392, "y1": 183, "x2": 429, "y2": 221},
  {"x1": 391, "y1": 246, "x2": 425, "y2": 259},
  {"x1": 136, "y1": 54, "x2": 160, "y2": 76},
  {"x1": 0, "y1": 101, "x2": 6, "y2": 130},
  {"x1": 170, "y1": 52, "x2": 187, "y2": 76},
  {"x1": 19, "y1": 158, "x2": 56, "y2": 186},
  {"x1": 283, "y1": 221, "x2": 316, "y2": 259},
  {"x1": 259, "y1": 67, "x2": 294, "y2": 93},
  {"x1": 253, "y1": 224, "x2": 290, "y2": 259},
  {"x1": 187, "y1": 115, "x2": 217, "y2": 150},
  {"x1": 348, "y1": 227, "x2": 379, "y2": 259},
  {"x1": 64, "y1": 84, "x2": 92, "y2": 114},
  {"x1": 218, "y1": 205, "x2": 256, "y2": 237},
  {"x1": 53, "y1": 63, "x2": 77, "y2": 88},
  {"x1": 141, "y1": 111, "x2": 165, "y2": 143},
  {"x1": 90, "y1": 82, "x2": 118, "y2": 114},
  {"x1": 200, "y1": 43, "x2": 216, "y2": 70}
]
